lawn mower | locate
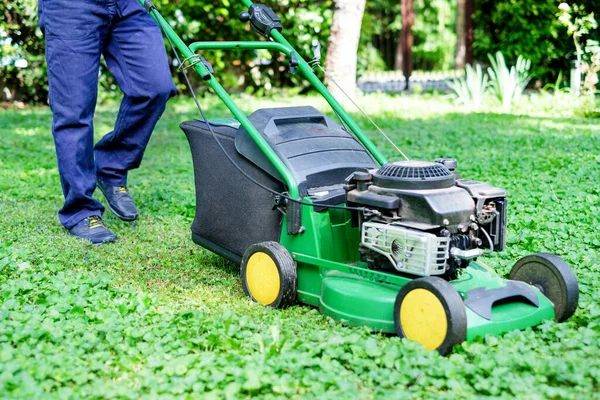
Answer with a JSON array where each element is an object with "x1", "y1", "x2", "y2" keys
[{"x1": 141, "y1": 0, "x2": 579, "y2": 354}]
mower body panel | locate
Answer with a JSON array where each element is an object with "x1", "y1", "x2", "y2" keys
[
  {"x1": 298, "y1": 255, "x2": 556, "y2": 339},
  {"x1": 320, "y1": 271, "x2": 398, "y2": 332},
  {"x1": 235, "y1": 106, "x2": 377, "y2": 189}
]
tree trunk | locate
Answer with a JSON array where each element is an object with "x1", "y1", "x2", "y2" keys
[
  {"x1": 465, "y1": 0, "x2": 474, "y2": 64},
  {"x1": 400, "y1": 0, "x2": 415, "y2": 89},
  {"x1": 325, "y1": 0, "x2": 367, "y2": 100},
  {"x1": 455, "y1": 0, "x2": 466, "y2": 69},
  {"x1": 394, "y1": 41, "x2": 403, "y2": 71}
]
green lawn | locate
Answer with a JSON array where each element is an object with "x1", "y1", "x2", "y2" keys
[{"x1": 1, "y1": 93, "x2": 599, "y2": 399}]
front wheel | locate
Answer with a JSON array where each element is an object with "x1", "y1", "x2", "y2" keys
[
  {"x1": 240, "y1": 241, "x2": 297, "y2": 308},
  {"x1": 394, "y1": 277, "x2": 467, "y2": 355},
  {"x1": 509, "y1": 253, "x2": 578, "y2": 322}
]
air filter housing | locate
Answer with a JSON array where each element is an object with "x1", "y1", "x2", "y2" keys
[{"x1": 373, "y1": 160, "x2": 455, "y2": 190}]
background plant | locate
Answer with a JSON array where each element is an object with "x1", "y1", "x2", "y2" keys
[
  {"x1": 487, "y1": 52, "x2": 532, "y2": 110},
  {"x1": 446, "y1": 63, "x2": 487, "y2": 108},
  {"x1": 0, "y1": 0, "x2": 335, "y2": 102},
  {"x1": 448, "y1": 52, "x2": 531, "y2": 111}
]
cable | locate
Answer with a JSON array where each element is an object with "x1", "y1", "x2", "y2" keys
[
  {"x1": 309, "y1": 60, "x2": 410, "y2": 161},
  {"x1": 150, "y1": 6, "x2": 366, "y2": 213},
  {"x1": 478, "y1": 224, "x2": 494, "y2": 254}
]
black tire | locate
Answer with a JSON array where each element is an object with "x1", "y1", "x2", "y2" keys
[
  {"x1": 240, "y1": 241, "x2": 297, "y2": 308},
  {"x1": 509, "y1": 253, "x2": 578, "y2": 322},
  {"x1": 394, "y1": 277, "x2": 467, "y2": 355}
]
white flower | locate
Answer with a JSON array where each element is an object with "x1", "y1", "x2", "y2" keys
[{"x1": 558, "y1": 3, "x2": 570, "y2": 12}]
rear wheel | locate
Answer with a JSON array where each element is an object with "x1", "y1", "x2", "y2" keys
[
  {"x1": 509, "y1": 253, "x2": 578, "y2": 322},
  {"x1": 394, "y1": 277, "x2": 467, "y2": 355},
  {"x1": 241, "y1": 241, "x2": 297, "y2": 308}
]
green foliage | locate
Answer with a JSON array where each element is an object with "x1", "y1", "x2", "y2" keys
[
  {"x1": 446, "y1": 63, "x2": 488, "y2": 108},
  {"x1": 0, "y1": 0, "x2": 47, "y2": 102},
  {"x1": 356, "y1": 42, "x2": 388, "y2": 76},
  {"x1": 154, "y1": 0, "x2": 333, "y2": 95},
  {"x1": 411, "y1": 0, "x2": 456, "y2": 70},
  {"x1": 365, "y1": 0, "x2": 457, "y2": 71},
  {"x1": 1, "y1": 94, "x2": 600, "y2": 397},
  {"x1": 557, "y1": 2, "x2": 597, "y2": 63},
  {"x1": 6, "y1": 0, "x2": 600, "y2": 104},
  {"x1": 473, "y1": 0, "x2": 600, "y2": 82},
  {"x1": 0, "y1": 0, "x2": 334, "y2": 102},
  {"x1": 487, "y1": 52, "x2": 532, "y2": 110}
]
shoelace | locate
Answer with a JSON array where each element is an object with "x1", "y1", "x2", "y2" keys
[
  {"x1": 89, "y1": 216, "x2": 103, "y2": 229},
  {"x1": 117, "y1": 185, "x2": 128, "y2": 193}
]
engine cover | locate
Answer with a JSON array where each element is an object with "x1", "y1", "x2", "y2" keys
[
  {"x1": 373, "y1": 160, "x2": 455, "y2": 190},
  {"x1": 367, "y1": 185, "x2": 476, "y2": 230},
  {"x1": 345, "y1": 158, "x2": 508, "y2": 276}
]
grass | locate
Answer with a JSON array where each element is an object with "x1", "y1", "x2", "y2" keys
[{"x1": 1, "y1": 92, "x2": 600, "y2": 399}]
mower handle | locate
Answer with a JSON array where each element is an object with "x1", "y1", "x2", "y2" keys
[{"x1": 141, "y1": 0, "x2": 388, "y2": 200}]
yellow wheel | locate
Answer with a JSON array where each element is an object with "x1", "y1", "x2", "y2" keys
[
  {"x1": 241, "y1": 241, "x2": 297, "y2": 308},
  {"x1": 394, "y1": 277, "x2": 466, "y2": 355}
]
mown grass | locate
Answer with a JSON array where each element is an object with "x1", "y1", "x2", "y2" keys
[{"x1": 1, "y1": 93, "x2": 599, "y2": 399}]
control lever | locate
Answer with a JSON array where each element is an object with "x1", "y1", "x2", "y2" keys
[
  {"x1": 311, "y1": 39, "x2": 321, "y2": 64},
  {"x1": 289, "y1": 51, "x2": 299, "y2": 74}
]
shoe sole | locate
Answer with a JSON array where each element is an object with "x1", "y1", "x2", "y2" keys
[
  {"x1": 68, "y1": 232, "x2": 118, "y2": 245},
  {"x1": 104, "y1": 200, "x2": 138, "y2": 222},
  {"x1": 92, "y1": 237, "x2": 118, "y2": 245},
  {"x1": 97, "y1": 184, "x2": 138, "y2": 222}
]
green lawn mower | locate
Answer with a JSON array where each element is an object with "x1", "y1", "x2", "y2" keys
[{"x1": 142, "y1": 0, "x2": 579, "y2": 354}]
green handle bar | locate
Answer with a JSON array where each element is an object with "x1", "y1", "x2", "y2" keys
[{"x1": 141, "y1": 0, "x2": 388, "y2": 200}]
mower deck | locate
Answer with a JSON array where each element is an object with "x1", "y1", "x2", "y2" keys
[{"x1": 300, "y1": 258, "x2": 555, "y2": 339}]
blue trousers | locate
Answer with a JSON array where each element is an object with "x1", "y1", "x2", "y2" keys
[{"x1": 39, "y1": 0, "x2": 176, "y2": 229}]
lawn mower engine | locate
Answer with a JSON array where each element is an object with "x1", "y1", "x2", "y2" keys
[{"x1": 345, "y1": 159, "x2": 507, "y2": 278}]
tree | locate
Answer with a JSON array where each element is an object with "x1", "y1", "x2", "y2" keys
[
  {"x1": 455, "y1": 0, "x2": 466, "y2": 68},
  {"x1": 399, "y1": 0, "x2": 415, "y2": 88},
  {"x1": 325, "y1": 0, "x2": 367, "y2": 99},
  {"x1": 464, "y1": 0, "x2": 474, "y2": 64},
  {"x1": 455, "y1": 0, "x2": 473, "y2": 68}
]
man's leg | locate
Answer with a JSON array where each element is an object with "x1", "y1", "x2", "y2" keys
[
  {"x1": 95, "y1": 0, "x2": 176, "y2": 187},
  {"x1": 41, "y1": 0, "x2": 110, "y2": 229}
]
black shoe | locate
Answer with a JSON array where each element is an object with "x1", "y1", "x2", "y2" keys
[
  {"x1": 69, "y1": 216, "x2": 117, "y2": 244},
  {"x1": 97, "y1": 178, "x2": 139, "y2": 221}
]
